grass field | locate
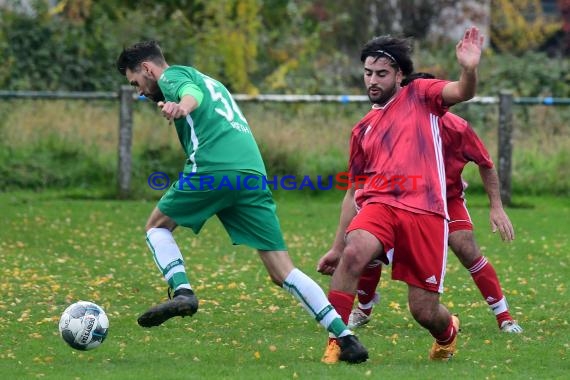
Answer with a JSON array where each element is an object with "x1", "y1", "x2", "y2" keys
[{"x1": 0, "y1": 190, "x2": 568, "y2": 379}]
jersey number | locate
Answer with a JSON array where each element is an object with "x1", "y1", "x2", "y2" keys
[{"x1": 203, "y1": 77, "x2": 247, "y2": 125}]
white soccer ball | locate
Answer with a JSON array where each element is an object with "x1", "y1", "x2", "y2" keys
[{"x1": 58, "y1": 301, "x2": 109, "y2": 351}]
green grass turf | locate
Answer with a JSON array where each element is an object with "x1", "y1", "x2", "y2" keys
[{"x1": 0, "y1": 190, "x2": 568, "y2": 379}]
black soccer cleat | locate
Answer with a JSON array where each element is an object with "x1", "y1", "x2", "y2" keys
[
  {"x1": 137, "y1": 288, "x2": 199, "y2": 328},
  {"x1": 338, "y1": 334, "x2": 369, "y2": 364}
]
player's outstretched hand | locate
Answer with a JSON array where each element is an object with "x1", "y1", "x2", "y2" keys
[
  {"x1": 456, "y1": 26, "x2": 484, "y2": 71},
  {"x1": 489, "y1": 207, "x2": 515, "y2": 242}
]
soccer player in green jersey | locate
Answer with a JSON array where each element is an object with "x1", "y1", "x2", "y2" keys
[{"x1": 116, "y1": 41, "x2": 367, "y2": 363}]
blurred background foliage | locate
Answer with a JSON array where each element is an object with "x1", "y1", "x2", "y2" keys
[
  {"x1": 0, "y1": 0, "x2": 568, "y2": 96},
  {"x1": 1, "y1": 0, "x2": 569, "y2": 197},
  {"x1": 491, "y1": 0, "x2": 561, "y2": 52}
]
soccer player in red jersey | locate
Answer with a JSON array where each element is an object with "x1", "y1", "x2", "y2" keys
[
  {"x1": 344, "y1": 74, "x2": 522, "y2": 335},
  {"x1": 318, "y1": 27, "x2": 484, "y2": 363}
]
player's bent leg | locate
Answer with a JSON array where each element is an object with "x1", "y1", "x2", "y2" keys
[
  {"x1": 257, "y1": 249, "x2": 294, "y2": 286},
  {"x1": 258, "y1": 250, "x2": 368, "y2": 364},
  {"x1": 450, "y1": 230, "x2": 521, "y2": 332},
  {"x1": 448, "y1": 230, "x2": 480, "y2": 267},
  {"x1": 408, "y1": 286, "x2": 450, "y2": 331},
  {"x1": 407, "y1": 286, "x2": 459, "y2": 361},
  {"x1": 324, "y1": 231, "x2": 381, "y2": 363},
  {"x1": 350, "y1": 260, "x2": 383, "y2": 329},
  {"x1": 261, "y1": 250, "x2": 369, "y2": 365},
  {"x1": 138, "y1": 208, "x2": 198, "y2": 327}
]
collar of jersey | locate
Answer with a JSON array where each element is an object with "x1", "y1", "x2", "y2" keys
[{"x1": 371, "y1": 94, "x2": 397, "y2": 110}]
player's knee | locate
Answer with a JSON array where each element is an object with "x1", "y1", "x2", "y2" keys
[
  {"x1": 409, "y1": 302, "x2": 437, "y2": 328},
  {"x1": 449, "y1": 234, "x2": 480, "y2": 267},
  {"x1": 146, "y1": 208, "x2": 176, "y2": 231},
  {"x1": 408, "y1": 290, "x2": 440, "y2": 328},
  {"x1": 453, "y1": 244, "x2": 481, "y2": 268},
  {"x1": 146, "y1": 220, "x2": 175, "y2": 232},
  {"x1": 342, "y1": 244, "x2": 369, "y2": 272}
]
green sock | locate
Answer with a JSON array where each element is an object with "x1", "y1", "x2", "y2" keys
[
  {"x1": 328, "y1": 317, "x2": 351, "y2": 337},
  {"x1": 168, "y1": 271, "x2": 191, "y2": 291}
]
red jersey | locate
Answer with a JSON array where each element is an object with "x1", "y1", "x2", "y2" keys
[
  {"x1": 441, "y1": 113, "x2": 494, "y2": 199},
  {"x1": 350, "y1": 79, "x2": 449, "y2": 217}
]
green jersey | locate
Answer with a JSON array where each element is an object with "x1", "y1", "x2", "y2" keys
[{"x1": 158, "y1": 65, "x2": 266, "y2": 175}]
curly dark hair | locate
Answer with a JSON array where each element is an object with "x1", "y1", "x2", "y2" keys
[
  {"x1": 360, "y1": 35, "x2": 414, "y2": 76},
  {"x1": 116, "y1": 40, "x2": 166, "y2": 76}
]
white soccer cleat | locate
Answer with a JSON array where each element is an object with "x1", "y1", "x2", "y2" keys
[
  {"x1": 500, "y1": 320, "x2": 523, "y2": 333},
  {"x1": 348, "y1": 308, "x2": 372, "y2": 329},
  {"x1": 348, "y1": 292, "x2": 380, "y2": 329}
]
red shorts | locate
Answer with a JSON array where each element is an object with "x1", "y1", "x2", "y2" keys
[
  {"x1": 447, "y1": 197, "x2": 473, "y2": 234},
  {"x1": 347, "y1": 203, "x2": 448, "y2": 293}
]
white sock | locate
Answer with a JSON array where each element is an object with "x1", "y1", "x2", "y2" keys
[
  {"x1": 490, "y1": 296, "x2": 508, "y2": 315},
  {"x1": 283, "y1": 268, "x2": 350, "y2": 337},
  {"x1": 146, "y1": 227, "x2": 191, "y2": 290},
  {"x1": 358, "y1": 293, "x2": 380, "y2": 310}
]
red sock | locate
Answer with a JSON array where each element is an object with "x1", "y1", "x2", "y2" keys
[
  {"x1": 328, "y1": 290, "x2": 356, "y2": 325},
  {"x1": 357, "y1": 261, "x2": 382, "y2": 306},
  {"x1": 496, "y1": 311, "x2": 512, "y2": 326},
  {"x1": 469, "y1": 256, "x2": 513, "y2": 325},
  {"x1": 431, "y1": 316, "x2": 457, "y2": 345}
]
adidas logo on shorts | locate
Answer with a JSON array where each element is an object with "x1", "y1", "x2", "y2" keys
[{"x1": 425, "y1": 275, "x2": 437, "y2": 285}]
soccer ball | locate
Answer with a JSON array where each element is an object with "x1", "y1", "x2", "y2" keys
[{"x1": 58, "y1": 301, "x2": 109, "y2": 351}]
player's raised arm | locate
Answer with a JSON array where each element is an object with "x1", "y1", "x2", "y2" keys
[{"x1": 442, "y1": 26, "x2": 484, "y2": 106}]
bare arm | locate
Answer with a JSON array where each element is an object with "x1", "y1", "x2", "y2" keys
[
  {"x1": 442, "y1": 26, "x2": 484, "y2": 106},
  {"x1": 317, "y1": 187, "x2": 357, "y2": 275},
  {"x1": 479, "y1": 166, "x2": 515, "y2": 241}
]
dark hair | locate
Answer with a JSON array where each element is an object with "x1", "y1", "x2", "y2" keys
[
  {"x1": 401, "y1": 72, "x2": 435, "y2": 87},
  {"x1": 116, "y1": 40, "x2": 166, "y2": 76},
  {"x1": 360, "y1": 35, "x2": 414, "y2": 76}
]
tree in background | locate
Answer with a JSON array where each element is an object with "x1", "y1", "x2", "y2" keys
[
  {"x1": 0, "y1": 0, "x2": 567, "y2": 95},
  {"x1": 0, "y1": 0, "x2": 128, "y2": 90},
  {"x1": 260, "y1": 0, "x2": 457, "y2": 93},
  {"x1": 491, "y1": 0, "x2": 561, "y2": 53},
  {"x1": 540, "y1": 0, "x2": 570, "y2": 56},
  {"x1": 190, "y1": 0, "x2": 261, "y2": 94}
]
